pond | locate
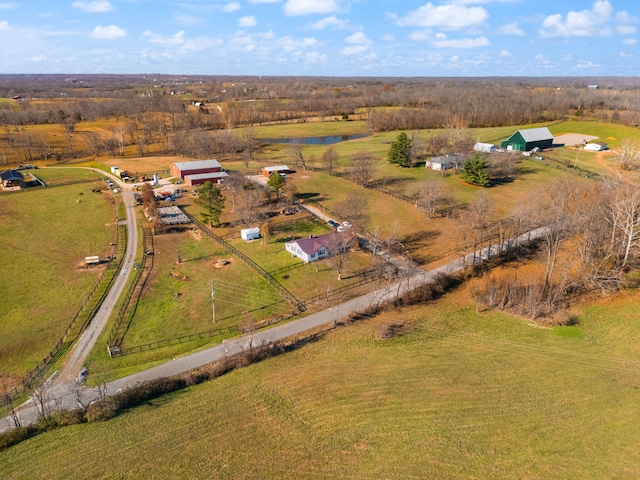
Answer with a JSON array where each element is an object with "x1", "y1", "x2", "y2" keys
[{"x1": 259, "y1": 134, "x2": 368, "y2": 145}]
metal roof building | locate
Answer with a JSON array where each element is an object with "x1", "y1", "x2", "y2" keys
[
  {"x1": 170, "y1": 159, "x2": 222, "y2": 179},
  {"x1": 501, "y1": 127, "x2": 553, "y2": 152}
]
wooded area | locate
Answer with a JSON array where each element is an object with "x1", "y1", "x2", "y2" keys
[{"x1": 1, "y1": 75, "x2": 640, "y2": 166}]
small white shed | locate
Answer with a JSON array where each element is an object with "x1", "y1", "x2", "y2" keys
[
  {"x1": 584, "y1": 142, "x2": 607, "y2": 151},
  {"x1": 241, "y1": 227, "x2": 261, "y2": 241},
  {"x1": 473, "y1": 142, "x2": 497, "y2": 153}
]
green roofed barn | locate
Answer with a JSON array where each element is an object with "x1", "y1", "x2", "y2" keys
[{"x1": 501, "y1": 127, "x2": 553, "y2": 152}]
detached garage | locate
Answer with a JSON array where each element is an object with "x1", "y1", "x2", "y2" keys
[{"x1": 501, "y1": 127, "x2": 553, "y2": 152}]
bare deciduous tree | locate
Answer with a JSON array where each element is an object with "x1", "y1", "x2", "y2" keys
[
  {"x1": 322, "y1": 146, "x2": 338, "y2": 175},
  {"x1": 350, "y1": 150, "x2": 377, "y2": 187}
]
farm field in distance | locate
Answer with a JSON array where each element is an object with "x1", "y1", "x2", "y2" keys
[{"x1": 2, "y1": 283, "x2": 640, "y2": 479}]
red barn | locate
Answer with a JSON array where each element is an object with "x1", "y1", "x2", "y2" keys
[{"x1": 170, "y1": 159, "x2": 228, "y2": 185}]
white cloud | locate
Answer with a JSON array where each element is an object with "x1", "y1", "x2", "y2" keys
[
  {"x1": 90, "y1": 25, "x2": 126, "y2": 39},
  {"x1": 382, "y1": 33, "x2": 395, "y2": 41},
  {"x1": 250, "y1": 0, "x2": 280, "y2": 3},
  {"x1": 500, "y1": 50, "x2": 511, "y2": 57},
  {"x1": 141, "y1": 30, "x2": 186, "y2": 45},
  {"x1": 0, "y1": 20, "x2": 8, "y2": 30},
  {"x1": 29, "y1": 55, "x2": 46, "y2": 62},
  {"x1": 238, "y1": 16, "x2": 257, "y2": 27},
  {"x1": 222, "y1": 2, "x2": 241, "y2": 13},
  {"x1": 617, "y1": 25, "x2": 636, "y2": 35},
  {"x1": 408, "y1": 30, "x2": 430, "y2": 42},
  {"x1": 340, "y1": 44, "x2": 369, "y2": 55},
  {"x1": 620, "y1": 52, "x2": 634, "y2": 58},
  {"x1": 396, "y1": 3, "x2": 488, "y2": 30},
  {"x1": 0, "y1": 3, "x2": 18, "y2": 9},
  {"x1": 539, "y1": 1, "x2": 614, "y2": 38},
  {"x1": 72, "y1": 0, "x2": 115, "y2": 13},
  {"x1": 345, "y1": 31, "x2": 372, "y2": 45},
  {"x1": 305, "y1": 52, "x2": 328, "y2": 64},
  {"x1": 310, "y1": 15, "x2": 348, "y2": 30},
  {"x1": 284, "y1": 0, "x2": 339, "y2": 16},
  {"x1": 576, "y1": 60, "x2": 599, "y2": 68},
  {"x1": 622, "y1": 38, "x2": 637, "y2": 45},
  {"x1": 498, "y1": 22, "x2": 524, "y2": 36},
  {"x1": 432, "y1": 36, "x2": 490, "y2": 48}
]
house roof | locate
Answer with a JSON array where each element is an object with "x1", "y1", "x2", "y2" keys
[
  {"x1": 172, "y1": 159, "x2": 221, "y2": 171},
  {"x1": 288, "y1": 232, "x2": 342, "y2": 255},
  {"x1": 517, "y1": 127, "x2": 553, "y2": 143},
  {"x1": 184, "y1": 171, "x2": 228, "y2": 181},
  {"x1": 0, "y1": 170, "x2": 24, "y2": 181},
  {"x1": 431, "y1": 153, "x2": 465, "y2": 163},
  {"x1": 262, "y1": 165, "x2": 289, "y2": 172}
]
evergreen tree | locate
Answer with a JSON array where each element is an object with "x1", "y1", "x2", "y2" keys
[
  {"x1": 195, "y1": 181, "x2": 226, "y2": 226},
  {"x1": 387, "y1": 132, "x2": 412, "y2": 167},
  {"x1": 267, "y1": 173, "x2": 286, "y2": 197},
  {"x1": 461, "y1": 155, "x2": 491, "y2": 187}
]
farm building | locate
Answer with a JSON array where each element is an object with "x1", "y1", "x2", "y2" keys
[
  {"x1": 473, "y1": 143, "x2": 498, "y2": 153},
  {"x1": 241, "y1": 227, "x2": 261, "y2": 241},
  {"x1": 184, "y1": 171, "x2": 228, "y2": 186},
  {"x1": 261, "y1": 165, "x2": 290, "y2": 176},
  {"x1": 425, "y1": 154, "x2": 465, "y2": 171},
  {"x1": 584, "y1": 142, "x2": 607, "y2": 151},
  {"x1": 501, "y1": 127, "x2": 553, "y2": 152},
  {"x1": 170, "y1": 159, "x2": 228, "y2": 185},
  {"x1": 1, "y1": 169, "x2": 24, "y2": 188},
  {"x1": 285, "y1": 233, "x2": 347, "y2": 263}
]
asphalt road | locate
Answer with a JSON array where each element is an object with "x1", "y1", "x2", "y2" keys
[{"x1": 1, "y1": 225, "x2": 545, "y2": 433}]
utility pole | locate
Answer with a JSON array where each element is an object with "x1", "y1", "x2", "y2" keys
[{"x1": 210, "y1": 278, "x2": 216, "y2": 323}]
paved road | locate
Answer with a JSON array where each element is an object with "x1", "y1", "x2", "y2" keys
[{"x1": 1, "y1": 226, "x2": 545, "y2": 433}]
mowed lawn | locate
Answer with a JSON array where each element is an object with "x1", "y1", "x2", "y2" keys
[
  {"x1": 3, "y1": 286, "x2": 640, "y2": 479},
  {"x1": 0, "y1": 182, "x2": 115, "y2": 383}
]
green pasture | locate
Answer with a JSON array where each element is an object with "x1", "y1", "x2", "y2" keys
[
  {"x1": 0, "y1": 181, "x2": 116, "y2": 382},
  {"x1": 549, "y1": 120, "x2": 640, "y2": 148},
  {"x1": 4, "y1": 285, "x2": 640, "y2": 479},
  {"x1": 117, "y1": 231, "x2": 291, "y2": 345},
  {"x1": 33, "y1": 167, "x2": 105, "y2": 185}
]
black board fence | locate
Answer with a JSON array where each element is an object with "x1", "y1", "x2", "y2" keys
[{"x1": 0, "y1": 201, "x2": 126, "y2": 408}]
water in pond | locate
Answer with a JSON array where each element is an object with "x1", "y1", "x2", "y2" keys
[{"x1": 259, "y1": 134, "x2": 368, "y2": 145}]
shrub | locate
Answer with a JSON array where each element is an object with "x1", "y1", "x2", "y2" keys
[
  {"x1": 85, "y1": 397, "x2": 119, "y2": 423},
  {"x1": 0, "y1": 426, "x2": 37, "y2": 452}
]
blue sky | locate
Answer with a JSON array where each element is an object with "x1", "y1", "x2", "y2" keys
[{"x1": 0, "y1": 0, "x2": 637, "y2": 76}]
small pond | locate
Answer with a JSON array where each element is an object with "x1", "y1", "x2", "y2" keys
[{"x1": 259, "y1": 133, "x2": 368, "y2": 145}]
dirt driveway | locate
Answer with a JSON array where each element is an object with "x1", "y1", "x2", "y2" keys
[{"x1": 553, "y1": 133, "x2": 598, "y2": 146}]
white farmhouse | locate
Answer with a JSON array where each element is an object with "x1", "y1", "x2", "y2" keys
[{"x1": 285, "y1": 233, "x2": 344, "y2": 263}]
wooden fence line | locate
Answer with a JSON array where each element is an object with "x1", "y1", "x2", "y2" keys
[
  {"x1": 179, "y1": 207, "x2": 305, "y2": 312},
  {"x1": 107, "y1": 229, "x2": 155, "y2": 356},
  {"x1": 0, "y1": 201, "x2": 126, "y2": 408}
]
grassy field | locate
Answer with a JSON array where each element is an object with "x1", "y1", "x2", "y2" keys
[
  {"x1": 0, "y1": 180, "x2": 116, "y2": 386},
  {"x1": 33, "y1": 167, "x2": 105, "y2": 185},
  {"x1": 3, "y1": 283, "x2": 640, "y2": 479}
]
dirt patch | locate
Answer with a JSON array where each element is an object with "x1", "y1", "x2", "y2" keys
[{"x1": 553, "y1": 133, "x2": 598, "y2": 146}]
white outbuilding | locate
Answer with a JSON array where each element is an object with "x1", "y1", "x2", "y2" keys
[
  {"x1": 241, "y1": 227, "x2": 261, "y2": 241},
  {"x1": 473, "y1": 142, "x2": 498, "y2": 153},
  {"x1": 584, "y1": 142, "x2": 607, "y2": 151}
]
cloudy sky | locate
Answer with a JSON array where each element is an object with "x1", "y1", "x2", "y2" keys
[{"x1": 0, "y1": 0, "x2": 637, "y2": 76}]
